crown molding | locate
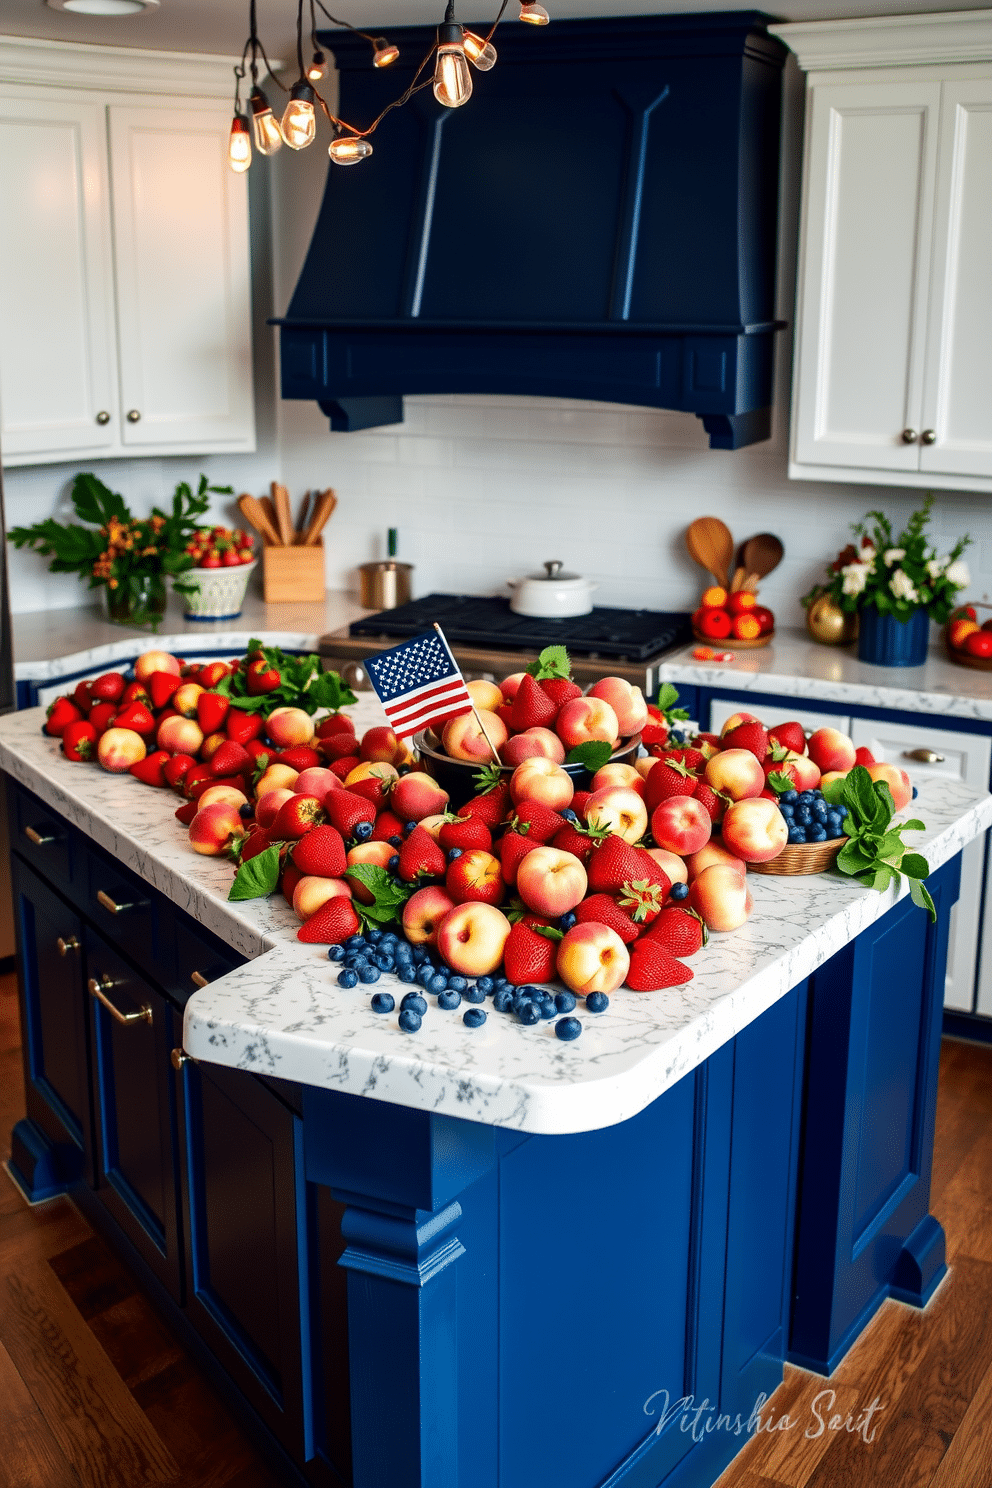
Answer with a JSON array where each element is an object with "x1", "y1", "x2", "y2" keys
[
  {"x1": 0, "y1": 33, "x2": 284, "y2": 99},
  {"x1": 769, "y1": 10, "x2": 992, "y2": 71}
]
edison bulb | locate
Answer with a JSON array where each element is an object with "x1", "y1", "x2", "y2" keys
[
  {"x1": 329, "y1": 134, "x2": 373, "y2": 166},
  {"x1": 227, "y1": 114, "x2": 252, "y2": 173},
  {"x1": 307, "y1": 49, "x2": 327, "y2": 82},
  {"x1": 249, "y1": 88, "x2": 282, "y2": 155},
  {"x1": 519, "y1": 1, "x2": 549, "y2": 22},
  {"x1": 462, "y1": 30, "x2": 497, "y2": 70},
  {"x1": 281, "y1": 83, "x2": 317, "y2": 150},
  {"x1": 373, "y1": 38, "x2": 400, "y2": 67},
  {"x1": 434, "y1": 42, "x2": 472, "y2": 108}
]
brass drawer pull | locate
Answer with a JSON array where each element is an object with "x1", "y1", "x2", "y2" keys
[
  {"x1": 902, "y1": 748, "x2": 945, "y2": 765},
  {"x1": 190, "y1": 971, "x2": 209, "y2": 988},
  {"x1": 88, "y1": 975, "x2": 153, "y2": 1026},
  {"x1": 97, "y1": 889, "x2": 137, "y2": 915},
  {"x1": 171, "y1": 1048, "x2": 191, "y2": 1070},
  {"x1": 56, "y1": 935, "x2": 80, "y2": 957},
  {"x1": 24, "y1": 826, "x2": 55, "y2": 845}
]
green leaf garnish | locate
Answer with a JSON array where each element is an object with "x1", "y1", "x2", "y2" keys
[
  {"x1": 831, "y1": 765, "x2": 933, "y2": 919},
  {"x1": 527, "y1": 645, "x2": 571, "y2": 681},
  {"x1": 343, "y1": 863, "x2": 413, "y2": 927},
  {"x1": 565, "y1": 741, "x2": 613, "y2": 771},
  {"x1": 228, "y1": 844, "x2": 282, "y2": 900},
  {"x1": 531, "y1": 924, "x2": 565, "y2": 943},
  {"x1": 765, "y1": 771, "x2": 795, "y2": 796},
  {"x1": 655, "y1": 682, "x2": 690, "y2": 725}
]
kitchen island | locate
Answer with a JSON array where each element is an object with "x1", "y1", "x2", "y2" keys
[{"x1": 1, "y1": 704, "x2": 990, "y2": 1488}]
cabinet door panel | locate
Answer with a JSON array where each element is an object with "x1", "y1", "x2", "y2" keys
[
  {"x1": 0, "y1": 93, "x2": 118, "y2": 461},
  {"x1": 848, "y1": 716, "x2": 990, "y2": 1013},
  {"x1": 793, "y1": 81, "x2": 940, "y2": 471},
  {"x1": 108, "y1": 104, "x2": 254, "y2": 450},
  {"x1": 919, "y1": 81, "x2": 992, "y2": 480}
]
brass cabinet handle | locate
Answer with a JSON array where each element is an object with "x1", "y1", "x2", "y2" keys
[
  {"x1": 56, "y1": 935, "x2": 80, "y2": 957},
  {"x1": 126, "y1": 409, "x2": 141, "y2": 423},
  {"x1": 24, "y1": 826, "x2": 55, "y2": 845},
  {"x1": 95, "y1": 410, "x2": 111, "y2": 425},
  {"x1": 190, "y1": 971, "x2": 209, "y2": 988},
  {"x1": 901, "y1": 428, "x2": 918, "y2": 444},
  {"x1": 171, "y1": 1047, "x2": 191, "y2": 1070},
  {"x1": 88, "y1": 975, "x2": 153, "y2": 1026},
  {"x1": 97, "y1": 890, "x2": 137, "y2": 915},
  {"x1": 921, "y1": 429, "x2": 937, "y2": 445},
  {"x1": 903, "y1": 748, "x2": 945, "y2": 764}
]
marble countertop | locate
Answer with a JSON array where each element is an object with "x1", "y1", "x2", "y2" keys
[
  {"x1": 660, "y1": 626, "x2": 992, "y2": 723},
  {"x1": 1, "y1": 703, "x2": 989, "y2": 1136}
]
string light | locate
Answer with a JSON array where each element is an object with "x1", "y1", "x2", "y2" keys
[
  {"x1": 373, "y1": 38, "x2": 400, "y2": 67},
  {"x1": 519, "y1": 1, "x2": 549, "y2": 22},
  {"x1": 329, "y1": 130, "x2": 374, "y2": 165},
  {"x1": 227, "y1": 113, "x2": 252, "y2": 171},
  {"x1": 249, "y1": 85, "x2": 283, "y2": 154},
  {"x1": 307, "y1": 48, "x2": 328, "y2": 80},
  {"x1": 282, "y1": 82, "x2": 317, "y2": 148},
  {"x1": 463, "y1": 30, "x2": 497, "y2": 70},
  {"x1": 434, "y1": 2, "x2": 472, "y2": 108}
]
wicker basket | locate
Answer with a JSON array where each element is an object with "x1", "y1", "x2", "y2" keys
[
  {"x1": 691, "y1": 624, "x2": 774, "y2": 650},
  {"x1": 749, "y1": 837, "x2": 848, "y2": 876}
]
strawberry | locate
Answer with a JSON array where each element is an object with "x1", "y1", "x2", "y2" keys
[
  {"x1": 330, "y1": 755, "x2": 361, "y2": 781},
  {"x1": 282, "y1": 863, "x2": 304, "y2": 907},
  {"x1": 324, "y1": 790, "x2": 377, "y2": 838},
  {"x1": 625, "y1": 940, "x2": 693, "y2": 991},
  {"x1": 646, "y1": 906, "x2": 707, "y2": 957},
  {"x1": 617, "y1": 878, "x2": 668, "y2": 926},
  {"x1": 768, "y1": 722, "x2": 807, "y2": 756},
  {"x1": 62, "y1": 720, "x2": 98, "y2": 762},
  {"x1": 573, "y1": 894, "x2": 640, "y2": 943},
  {"x1": 640, "y1": 721, "x2": 669, "y2": 747},
  {"x1": 121, "y1": 681, "x2": 151, "y2": 707},
  {"x1": 458, "y1": 785, "x2": 512, "y2": 828},
  {"x1": 246, "y1": 658, "x2": 281, "y2": 694},
  {"x1": 348, "y1": 773, "x2": 393, "y2": 814},
  {"x1": 240, "y1": 828, "x2": 275, "y2": 863},
  {"x1": 129, "y1": 750, "x2": 171, "y2": 788},
  {"x1": 226, "y1": 710, "x2": 265, "y2": 745},
  {"x1": 183, "y1": 763, "x2": 214, "y2": 796},
  {"x1": 197, "y1": 691, "x2": 230, "y2": 735},
  {"x1": 87, "y1": 702, "x2": 116, "y2": 738},
  {"x1": 539, "y1": 677, "x2": 582, "y2": 715},
  {"x1": 632, "y1": 848, "x2": 672, "y2": 897},
  {"x1": 645, "y1": 758, "x2": 699, "y2": 811},
  {"x1": 291, "y1": 824, "x2": 347, "y2": 877},
  {"x1": 271, "y1": 795, "x2": 326, "y2": 841},
  {"x1": 503, "y1": 921, "x2": 560, "y2": 985},
  {"x1": 510, "y1": 801, "x2": 565, "y2": 844},
  {"x1": 398, "y1": 825, "x2": 447, "y2": 882},
  {"x1": 693, "y1": 782, "x2": 728, "y2": 824},
  {"x1": 190, "y1": 774, "x2": 244, "y2": 801},
  {"x1": 316, "y1": 713, "x2": 356, "y2": 740},
  {"x1": 722, "y1": 721, "x2": 769, "y2": 761},
  {"x1": 297, "y1": 896, "x2": 361, "y2": 944},
  {"x1": 162, "y1": 753, "x2": 196, "y2": 790},
  {"x1": 854, "y1": 746, "x2": 876, "y2": 767},
  {"x1": 320, "y1": 732, "x2": 362, "y2": 762},
  {"x1": 586, "y1": 835, "x2": 646, "y2": 895},
  {"x1": 497, "y1": 830, "x2": 535, "y2": 887},
  {"x1": 438, "y1": 816, "x2": 492, "y2": 854},
  {"x1": 72, "y1": 681, "x2": 93, "y2": 715},
  {"x1": 276, "y1": 745, "x2": 322, "y2": 772},
  {"x1": 89, "y1": 672, "x2": 126, "y2": 704},
  {"x1": 496, "y1": 703, "x2": 515, "y2": 730},
  {"x1": 175, "y1": 801, "x2": 198, "y2": 825},
  {"x1": 510, "y1": 673, "x2": 558, "y2": 732},
  {"x1": 372, "y1": 809, "x2": 406, "y2": 843},
  {"x1": 550, "y1": 819, "x2": 608, "y2": 864},
  {"x1": 147, "y1": 671, "x2": 182, "y2": 711},
  {"x1": 114, "y1": 701, "x2": 156, "y2": 737},
  {"x1": 45, "y1": 697, "x2": 82, "y2": 737},
  {"x1": 570, "y1": 789, "x2": 593, "y2": 822},
  {"x1": 665, "y1": 746, "x2": 708, "y2": 773},
  {"x1": 209, "y1": 741, "x2": 253, "y2": 778}
]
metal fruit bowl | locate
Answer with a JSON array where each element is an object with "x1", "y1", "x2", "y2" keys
[{"x1": 414, "y1": 730, "x2": 642, "y2": 809}]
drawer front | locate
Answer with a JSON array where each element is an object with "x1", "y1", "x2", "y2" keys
[
  {"x1": 168, "y1": 913, "x2": 247, "y2": 1011},
  {"x1": 707, "y1": 698, "x2": 851, "y2": 739},
  {"x1": 82, "y1": 844, "x2": 158, "y2": 975},
  {"x1": 10, "y1": 780, "x2": 74, "y2": 893}
]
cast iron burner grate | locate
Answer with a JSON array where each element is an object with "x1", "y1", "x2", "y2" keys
[{"x1": 349, "y1": 594, "x2": 694, "y2": 662}]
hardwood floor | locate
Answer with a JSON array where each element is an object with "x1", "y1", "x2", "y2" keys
[{"x1": 3, "y1": 964, "x2": 992, "y2": 1488}]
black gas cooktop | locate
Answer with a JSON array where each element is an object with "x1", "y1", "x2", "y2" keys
[{"x1": 349, "y1": 594, "x2": 693, "y2": 663}]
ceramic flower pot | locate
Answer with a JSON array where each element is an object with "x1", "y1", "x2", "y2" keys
[
  {"x1": 857, "y1": 605, "x2": 930, "y2": 667},
  {"x1": 182, "y1": 560, "x2": 257, "y2": 621}
]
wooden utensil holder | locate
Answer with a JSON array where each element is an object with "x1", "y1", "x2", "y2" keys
[{"x1": 262, "y1": 541, "x2": 325, "y2": 603}]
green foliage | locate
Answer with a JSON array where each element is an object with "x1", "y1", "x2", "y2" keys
[
  {"x1": 343, "y1": 864, "x2": 413, "y2": 928},
  {"x1": 565, "y1": 740, "x2": 613, "y2": 771},
  {"x1": 526, "y1": 645, "x2": 571, "y2": 681},
  {"x1": 831, "y1": 764, "x2": 934, "y2": 919},
  {"x1": 228, "y1": 843, "x2": 283, "y2": 900},
  {"x1": 216, "y1": 639, "x2": 357, "y2": 718},
  {"x1": 655, "y1": 682, "x2": 689, "y2": 725}
]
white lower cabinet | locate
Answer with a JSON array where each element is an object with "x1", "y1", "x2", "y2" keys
[{"x1": 849, "y1": 716, "x2": 990, "y2": 1014}]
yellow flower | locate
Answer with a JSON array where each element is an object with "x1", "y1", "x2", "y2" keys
[{"x1": 108, "y1": 578, "x2": 119, "y2": 590}]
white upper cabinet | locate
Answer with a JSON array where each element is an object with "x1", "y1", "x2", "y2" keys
[
  {"x1": 772, "y1": 12, "x2": 992, "y2": 492},
  {"x1": 0, "y1": 39, "x2": 255, "y2": 466}
]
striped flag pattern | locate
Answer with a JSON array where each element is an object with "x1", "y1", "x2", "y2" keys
[{"x1": 363, "y1": 629, "x2": 474, "y2": 739}]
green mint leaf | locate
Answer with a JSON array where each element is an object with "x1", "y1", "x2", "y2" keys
[
  {"x1": 837, "y1": 839, "x2": 876, "y2": 875},
  {"x1": 565, "y1": 741, "x2": 613, "y2": 771},
  {"x1": 900, "y1": 818, "x2": 926, "y2": 833},
  {"x1": 909, "y1": 878, "x2": 937, "y2": 921},
  {"x1": 901, "y1": 852, "x2": 930, "y2": 880},
  {"x1": 226, "y1": 694, "x2": 269, "y2": 713},
  {"x1": 310, "y1": 669, "x2": 357, "y2": 711},
  {"x1": 765, "y1": 771, "x2": 795, "y2": 796},
  {"x1": 534, "y1": 644, "x2": 571, "y2": 680},
  {"x1": 843, "y1": 765, "x2": 882, "y2": 828},
  {"x1": 228, "y1": 844, "x2": 282, "y2": 900},
  {"x1": 343, "y1": 863, "x2": 413, "y2": 927},
  {"x1": 871, "y1": 780, "x2": 896, "y2": 828},
  {"x1": 821, "y1": 775, "x2": 849, "y2": 806},
  {"x1": 869, "y1": 863, "x2": 896, "y2": 892},
  {"x1": 532, "y1": 924, "x2": 565, "y2": 943},
  {"x1": 657, "y1": 682, "x2": 679, "y2": 712}
]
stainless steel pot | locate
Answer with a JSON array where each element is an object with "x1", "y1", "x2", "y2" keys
[
  {"x1": 507, "y1": 560, "x2": 597, "y2": 618},
  {"x1": 359, "y1": 560, "x2": 413, "y2": 610}
]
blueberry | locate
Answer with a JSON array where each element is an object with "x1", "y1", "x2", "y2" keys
[
  {"x1": 555, "y1": 1017, "x2": 582, "y2": 1041},
  {"x1": 781, "y1": 789, "x2": 798, "y2": 804},
  {"x1": 540, "y1": 1001, "x2": 557, "y2": 1020},
  {"x1": 670, "y1": 882, "x2": 689, "y2": 901},
  {"x1": 517, "y1": 1003, "x2": 541, "y2": 1025},
  {"x1": 380, "y1": 932, "x2": 397, "y2": 946},
  {"x1": 429, "y1": 973, "x2": 450, "y2": 997},
  {"x1": 239, "y1": 803, "x2": 255, "y2": 820},
  {"x1": 367, "y1": 928, "x2": 382, "y2": 943},
  {"x1": 519, "y1": 986, "x2": 538, "y2": 999},
  {"x1": 813, "y1": 800, "x2": 829, "y2": 821},
  {"x1": 412, "y1": 945, "x2": 429, "y2": 963},
  {"x1": 398, "y1": 1009, "x2": 422, "y2": 1033},
  {"x1": 779, "y1": 802, "x2": 794, "y2": 818},
  {"x1": 447, "y1": 847, "x2": 463, "y2": 861},
  {"x1": 808, "y1": 824, "x2": 828, "y2": 843},
  {"x1": 586, "y1": 991, "x2": 609, "y2": 1013},
  {"x1": 337, "y1": 969, "x2": 359, "y2": 988},
  {"x1": 354, "y1": 821, "x2": 373, "y2": 841},
  {"x1": 796, "y1": 806, "x2": 813, "y2": 827},
  {"x1": 561, "y1": 809, "x2": 579, "y2": 824},
  {"x1": 559, "y1": 911, "x2": 578, "y2": 930},
  {"x1": 463, "y1": 1007, "x2": 487, "y2": 1028},
  {"x1": 388, "y1": 835, "x2": 403, "y2": 848},
  {"x1": 400, "y1": 993, "x2": 427, "y2": 1014},
  {"x1": 912, "y1": 785, "x2": 918, "y2": 800},
  {"x1": 345, "y1": 935, "x2": 366, "y2": 950},
  {"x1": 493, "y1": 990, "x2": 514, "y2": 1013},
  {"x1": 387, "y1": 855, "x2": 400, "y2": 871},
  {"x1": 358, "y1": 964, "x2": 381, "y2": 984},
  {"x1": 371, "y1": 992, "x2": 395, "y2": 1014},
  {"x1": 826, "y1": 823, "x2": 843, "y2": 839},
  {"x1": 447, "y1": 975, "x2": 467, "y2": 993},
  {"x1": 670, "y1": 730, "x2": 686, "y2": 745},
  {"x1": 836, "y1": 804, "x2": 849, "y2": 819},
  {"x1": 398, "y1": 964, "x2": 417, "y2": 983},
  {"x1": 788, "y1": 828, "x2": 805, "y2": 845},
  {"x1": 476, "y1": 976, "x2": 494, "y2": 995},
  {"x1": 437, "y1": 989, "x2": 461, "y2": 1011},
  {"x1": 375, "y1": 953, "x2": 394, "y2": 971},
  {"x1": 464, "y1": 984, "x2": 486, "y2": 1004},
  {"x1": 327, "y1": 944, "x2": 345, "y2": 962},
  {"x1": 555, "y1": 990, "x2": 577, "y2": 1014},
  {"x1": 405, "y1": 821, "x2": 418, "y2": 834}
]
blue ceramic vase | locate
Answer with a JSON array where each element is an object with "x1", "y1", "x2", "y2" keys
[{"x1": 857, "y1": 604, "x2": 930, "y2": 667}]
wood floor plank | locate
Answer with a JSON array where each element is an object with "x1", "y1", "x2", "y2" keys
[
  {"x1": 0, "y1": 1335, "x2": 85, "y2": 1488},
  {"x1": 48, "y1": 1235, "x2": 139, "y2": 1322},
  {"x1": 927, "y1": 1354, "x2": 992, "y2": 1488},
  {"x1": 933, "y1": 1123, "x2": 992, "y2": 1263},
  {"x1": 0, "y1": 1194, "x2": 93, "y2": 1265},
  {"x1": 0, "y1": 1261, "x2": 179, "y2": 1488},
  {"x1": 931, "y1": 1041, "x2": 992, "y2": 1207}
]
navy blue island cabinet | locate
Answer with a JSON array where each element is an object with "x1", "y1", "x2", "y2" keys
[{"x1": 4, "y1": 773, "x2": 960, "y2": 1488}]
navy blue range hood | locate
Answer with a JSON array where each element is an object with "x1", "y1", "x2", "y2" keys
[{"x1": 276, "y1": 11, "x2": 787, "y2": 449}]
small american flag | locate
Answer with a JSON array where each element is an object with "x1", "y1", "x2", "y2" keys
[{"x1": 364, "y1": 628, "x2": 474, "y2": 739}]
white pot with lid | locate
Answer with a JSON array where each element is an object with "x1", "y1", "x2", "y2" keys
[{"x1": 507, "y1": 560, "x2": 598, "y2": 618}]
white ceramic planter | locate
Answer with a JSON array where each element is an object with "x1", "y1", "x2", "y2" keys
[{"x1": 181, "y1": 560, "x2": 257, "y2": 621}]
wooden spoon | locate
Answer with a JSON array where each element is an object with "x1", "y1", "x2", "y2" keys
[
  {"x1": 271, "y1": 482, "x2": 295, "y2": 547},
  {"x1": 740, "y1": 533, "x2": 784, "y2": 591},
  {"x1": 302, "y1": 489, "x2": 337, "y2": 546},
  {"x1": 686, "y1": 517, "x2": 734, "y2": 589},
  {"x1": 237, "y1": 494, "x2": 282, "y2": 548}
]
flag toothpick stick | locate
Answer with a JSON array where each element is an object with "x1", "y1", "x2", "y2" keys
[{"x1": 432, "y1": 624, "x2": 503, "y2": 766}]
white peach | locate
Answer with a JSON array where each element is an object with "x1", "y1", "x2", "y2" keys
[
  {"x1": 556, "y1": 923, "x2": 630, "y2": 995},
  {"x1": 359, "y1": 725, "x2": 399, "y2": 763},
  {"x1": 134, "y1": 649, "x2": 181, "y2": 683},
  {"x1": 650, "y1": 796, "x2": 712, "y2": 856},
  {"x1": 97, "y1": 727, "x2": 146, "y2": 773},
  {"x1": 584, "y1": 786, "x2": 649, "y2": 845},
  {"x1": 688, "y1": 863, "x2": 753, "y2": 932},
  {"x1": 189, "y1": 802, "x2": 243, "y2": 856},
  {"x1": 509, "y1": 758, "x2": 575, "y2": 811},
  {"x1": 442, "y1": 710, "x2": 508, "y2": 763},
  {"x1": 436, "y1": 902, "x2": 511, "y2": 976},
  {"x1": 807, "y1": 727, "x2": 856, "y2": 775},
  {"x1": 344, "y1": 842, "x2": 395, "y2": 903},
  {"x1": 556, "y1": 696, "x2": 620, "y2": 751},
  {"x1": 156, "y1": 714, "x2": 204, "y2": 756},
  {"x1": 402, "y1": 885, "x2": 457, "y2": 946},
  {"x1": 172, "y1": 682, "x2": 204, "y2": 718},
  {"x1": 644, "y1": 847, "x2": 689, "y2": 886},
  {"x1": 591, "y1": 762, "x2": 645, "y2": 796},
  {"x1": 516, "y1": 846, "x2": 588, "y2": 917},
  {"x1": 867, "y1": 762, "x2": 913, "y2": 812},
  {"x1": 721, "y1": 797, "x2": 788, "y2": 864},
  {"x1": 391, "y1": 773, "x2": 450, "y2": 823},
  {"x1": 467, "y1": 679, "x2": 505, "y2": 712},
  {"x1": 255, "y1": 788, "x2": 296, "y2": 829},
  {"x1": 704, "y1": 749, "x2": 766, "y2": 802},
  {"x1": 501, "y1": 728, "x2": 566, "y2": 766},
  {"x1": 719, "y1": 711, "x2": 760, "y2": 739},
  {"x1": 587, "y1": 677, "x2": 649, "y2": 737},
  {"x1": 196, "y1": 784, "x2": 248, "y2": 811},
  {"x1": 499, "y1": 672, "x2": 527, "y2": 702},
  {"x1": 293, "y1": 875, "x2": 353, "y2": 922},
  {"x1": 266, "y1": 707, "x2": 316, "y2": 748},
  {"x1": 255, "y1": 763, "x2": 300, "y2": 797},
  {"x1": 293, "y1": 766, "x2": 342, "y2": 802},
  {"x1": 684, "y1": 842, "x2": 746, "y2": 881}
]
